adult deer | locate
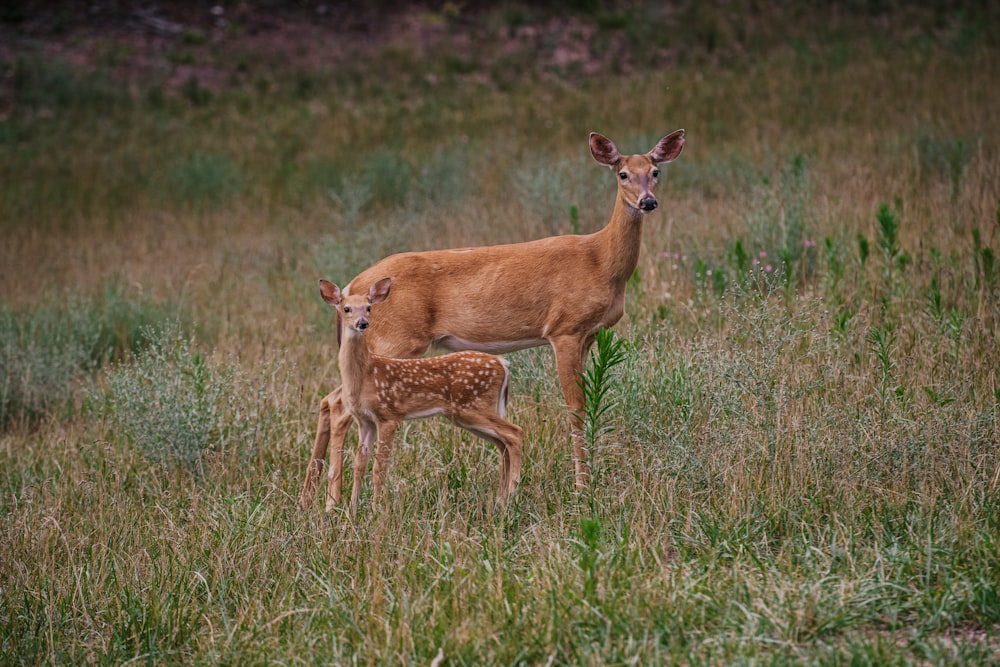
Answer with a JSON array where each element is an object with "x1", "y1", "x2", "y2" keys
[
  {"x1": 301, "y1": 129, "x2": 685, "y2": 511},
  {"x1": 319, "y1": 277, "x2": 522, "y2": 515}
]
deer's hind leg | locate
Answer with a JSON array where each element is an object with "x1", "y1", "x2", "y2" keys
[
  {"x1": 458, "y1": 412, "x2": 524, "y2": 502},
  {"x1": 301, "y1": 391, "x2": 335, "y2": 510},
  {"x1": 490, "y1": 418, "x2": 523, "y2": 501}
]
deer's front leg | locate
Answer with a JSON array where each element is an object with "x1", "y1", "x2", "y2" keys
[
  {"x1": 350, "y1": 419, "x2": 377, "y2": 516},
  {"x1": 551, "y1": 334, "x2": 596, "y2": 490},
  {"x1": 372, "y1": 420, "x2": 399, "y2": 500},
  {"x1": 325, "y1": 390, "x2": 355, "y2": 511}
]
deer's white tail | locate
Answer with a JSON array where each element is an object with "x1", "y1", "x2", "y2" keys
[{"x1": 498, "y1": 357, "x2": 511, "y2": 418}]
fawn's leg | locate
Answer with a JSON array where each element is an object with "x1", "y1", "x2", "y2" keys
[
  {"x1": 325, "y1": 390, "x2": 356, "y2": 511},
  {"x1": 350, "y1": 419, "x2": 377, "y2": 517},
  {"x1": 499, "y1": 420, "x2": 524, "y2": 500},
  {"x1": 459, "y1": 413, "x2": 524, "y2": 502},
  {"x1": 372, "y1": 420, "x2": 399, "y2": 500},
  {"x1": 487, "y1": 417, "x2": 523, "y2": 501}
]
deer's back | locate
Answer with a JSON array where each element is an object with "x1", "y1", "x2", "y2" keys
[{"x1": 346, "y1": 235, "x2": 621, "y2": 356}]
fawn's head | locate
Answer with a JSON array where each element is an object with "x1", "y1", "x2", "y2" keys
[
  {"x1": 590, "y1": 130, "x2": 685, "y2": 212},
  {"x1": 319, "y1": 277, "x2": 392, "y2": 335}
]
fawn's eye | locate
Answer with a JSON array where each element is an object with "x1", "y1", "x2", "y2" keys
[
  {"x1": 366, "y1": 306, "x2": 371, "y2": 313},
  {"x1": 652, "y1": 169, "x2": 660, "y2": 178},
  {"x1": 618, "y1": 171, "x2": 628, "y2": 181},
  {"x1": 343, "y1": 306, "x2": 351, "y2": 313}
]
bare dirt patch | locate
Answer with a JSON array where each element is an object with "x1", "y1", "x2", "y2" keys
[{"x1": 1, "y1": 1, "x2": 656, "y2": 111}]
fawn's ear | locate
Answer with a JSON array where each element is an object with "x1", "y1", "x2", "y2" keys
[
  {"x1": 369, "y1": 277, "x2": 392, "y2": 305},
  {"x1": 319, "y1": 279, "x2": 342, "y2": 306},
  {"x1": 590, "y1": 132, "x2": 620, "y2": 168},
  {"x1": 648, "y1": 129, "x2": 685, "y2": 164}
]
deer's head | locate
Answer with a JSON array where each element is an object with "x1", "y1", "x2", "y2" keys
[
  {"x1": 319, "y1": 277, "x2": 392, "y2": 335},
  {"x1": 590, "y1": 130, "x2": 685, "y2": 212}
]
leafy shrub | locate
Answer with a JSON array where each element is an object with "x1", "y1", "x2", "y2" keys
[
  {"x1": 362, "y1": 148, "x2": 412, "y2": 208},
  {"x1": 100, "y1": 326, "x2": 280, "y2": 471},
  {"x1": 329, "y1": 175, "x2": 373, "y2": 225},
  {"x1": 282, "y1": 157, "x2": 344, "y2": 208},
  {"x1": 512, "y1": 153, "x2": 606, "y2": 235},
  {"x1": 683, "y1": 154, "x2": 819, "y2": 296},
  {"x1": 739, "y1": 154, "x2": 813, "y2": 275},
  {"x1": 415, "y1": 143, "x2": 470, "y2": 206},
  {"x1": 11, "y1": 56, "x2": 125, "y2": 112},
  {"x1": 917, "y1": 133, "x2": 974, "y2": 200},
  {"x1": 0, "y1": 284, "x2": 177, "y2": 430},
  {"x1": 513, "y1": 158, "x2": 572, "y2": 232},
  {"x1": 167, "y1": 152, "x2": 242, "y2": 209}
]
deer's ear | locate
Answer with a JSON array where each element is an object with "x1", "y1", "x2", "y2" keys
[
  {"x1": 369, "y1": 277, "x2": 392, "y2": 304},
  {"x1": 590, "y1": 132, "x2": 620, "y2": 168},
  {"x1": 319, "y1": 279, "x2": 342, "y2": 306},
  {"x1": 648, "y1": 129, "x2": 685, "y2": 164}
]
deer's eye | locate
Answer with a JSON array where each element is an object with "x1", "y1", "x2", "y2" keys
[
  {"x1": 343, "y1": 306, "x2": 351, "y2": 313},
  {"x1": 652, "y1": 169, "x2": 660, "y2": 178},
  {"x1": 366, "y1": 306, "x2": 371, "y2": 313},
  {"x1": 618, "y1": 171, "x2": 628, "y2": 181}
]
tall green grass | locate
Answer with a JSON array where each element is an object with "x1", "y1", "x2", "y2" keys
[
  {"x1": 0, "y1": 282, "x2": 180, "y2": 430},
  {"x1": 2, "y1": 3, "x2": 999, "y2": 664}
]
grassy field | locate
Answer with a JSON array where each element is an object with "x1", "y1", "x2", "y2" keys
[{"x1": 2, "y1": 2, "x2": 999, "y2": 664}]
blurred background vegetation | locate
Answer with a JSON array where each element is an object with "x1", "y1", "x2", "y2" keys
[{"x1": 1, "y1": 1, "x2": 999, "y2": 664}]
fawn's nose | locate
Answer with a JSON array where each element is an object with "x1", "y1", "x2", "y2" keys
[
  {"x1": 639, "y1": 196, "x2": 658, "y2": 211},
  {"x1": 357, "y1": 320, "x2": 368, "y2": 330}
]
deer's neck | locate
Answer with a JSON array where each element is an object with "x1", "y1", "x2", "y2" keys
[
  {"x1": 597, "y1": 195, "x2": 646, "y2": 285},
  {"x1": 338, "y1": 330, "x2": 373, "y2": 406}
]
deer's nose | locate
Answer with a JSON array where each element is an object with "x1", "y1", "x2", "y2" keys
[
  {"x1": 639, "y1": 196, "x2": 658, "y2": 211},
  {"x1": 357, "y1": 320, "x2": 368, "y2": 330}
]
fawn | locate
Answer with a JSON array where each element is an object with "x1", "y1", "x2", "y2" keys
[{"x1": 317, "y1": 277, "x2": 523, "y2": 515}]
